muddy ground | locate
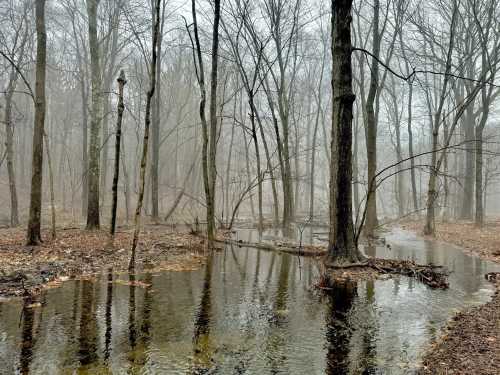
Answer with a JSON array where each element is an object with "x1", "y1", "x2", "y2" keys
[
  {"x1": 404, "y1": 220, "x2": 500, "y2": 375},
  {"x1": 0, "y1": 224, "x2": 208, "y2": 298}
]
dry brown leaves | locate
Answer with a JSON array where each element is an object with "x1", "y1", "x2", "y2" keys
[
  {"x1": 420, "y1": 284, "x2": 500, "y2": 375},
  {"x1": 0, "y1": 224, "x2": 208, "y2": 297}
]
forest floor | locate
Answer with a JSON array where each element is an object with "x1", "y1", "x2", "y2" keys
[
  {"x1": 0, "y1": 224, "x2": 209, "y2": 298},
  {"x1": 401, "y1": 220, "x2": 500, "y2": 375}
]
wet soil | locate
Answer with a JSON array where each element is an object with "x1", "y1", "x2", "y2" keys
[
  {"x1": 0, "y1": 225, "x2": 207, "y2": 298},
  {"x1": 402, "y1": 220, "x2": 500, "y2": 374},
  {"x1": 420, "y1": 281, "x2": 500, "y2": 375}
]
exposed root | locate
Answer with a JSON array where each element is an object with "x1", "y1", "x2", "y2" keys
[{"x1": 321, "y1": 258, "x2": 449, "y2": 289}]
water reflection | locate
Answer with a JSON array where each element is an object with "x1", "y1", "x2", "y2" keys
[
  {"x1": 1, "y1": 229, "x2": 498, "y2": 374},
  {"x1": 325, "y1": 280, "x2": 357, "y2": 375},
  {"x1": 18, "y1": 298, "x2": 36, "y2": 374},
  {"x1": 78, "y1": 280, "x2": 98, "y2": 367},
  {"x1": 192, "y1": 255, "x2": 214, "y2": 373},
  {"x1": 104, "y1": 270, "x2": 113, "y2": 361}
]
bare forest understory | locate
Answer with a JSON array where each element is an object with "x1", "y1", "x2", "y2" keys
[
  {"x1": 0, "y1": 224, "x2": 207, "y2": 298},
  {"x1": 401, "y1": 220, "x2": 500, "y2": 375}
]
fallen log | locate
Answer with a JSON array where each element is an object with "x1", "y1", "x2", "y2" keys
[{"x1": 213, "y1": 238, "x2": 326, "y2": 256}]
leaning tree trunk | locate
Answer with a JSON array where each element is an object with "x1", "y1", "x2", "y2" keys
[
  {"x1": 26, "y1": 0, "x2": 47, "y2": 246},
  {"x1": 109, "y1": 71, "x2": 126, "y2": 243},
  {"x1": 129, "y1": 0, "x2": 161, "y2": 270},
  {"x1": 327, "y1": 0, "x2": 363, "y2": 265},
  {"x1": 86, "y1": 0, "x2": 102, "y2": 230}
]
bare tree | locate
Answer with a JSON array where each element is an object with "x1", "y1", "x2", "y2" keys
[
  {"x1": 190, "y1": 0, "x2": 221, "y2": 243},
  {"x1": 26, "y1": 0, "x2": 47, "y2": 245},
  {"x1": 129, "y1": 0, "x2": 161, "y2": 270},
  {"x1": 327, "y1": 0, "x2": 364, "y2": 265},
  {"x1": 109, "y1": 70, "x2": 127, "y2": 243},
  {"x1": 86, "y1": 0, "x2": 102, "y2": 229}
]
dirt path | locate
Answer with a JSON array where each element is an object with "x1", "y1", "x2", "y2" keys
[
  {"x1": 402, "y1": 220, "x2": 500, "y2": 375},
  {"x1": 0, "y1": 225, "x2": 207, "y2": 298}
]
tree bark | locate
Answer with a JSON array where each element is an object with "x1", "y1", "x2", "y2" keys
[
  {"x1": 109, "y1": 71, "x2": 127, "y2": 241},
  {"x1": 327, "y1": 0, "x2": 363, "y2": 265},
  {"x1": 151, "y1": 3, "x2": 165, "y2": 221},
  {"x1": 44, "y1": 133, "x2": 56, "y2": 239},
  {"x1": 130, "y1": 0, "x2": 161, "y2": 270},
  {"x1": 364, "y1": 0, "x2": 380, "y2": 237},
  {"x1": 26, "y1": 0, "x2": 47, "y2": 245},
  {"x1": 86, "y1": 0, "x2": 102, "y2": 229}
]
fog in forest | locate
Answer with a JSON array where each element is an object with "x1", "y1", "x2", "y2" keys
[
  {"x1": 2, "y1": 1, "x2": 500, "y2": 374},
  {"x1": 1, "y1": 0, "x2": 500, "y2": 244}
]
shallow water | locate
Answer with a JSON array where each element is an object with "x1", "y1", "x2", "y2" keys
[{"x1": 0, "y1": 228, "x2": 498, "y2": 374}]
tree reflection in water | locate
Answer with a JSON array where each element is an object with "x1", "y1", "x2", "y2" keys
[
  {"x1": 18, "y1": 297, "x2": 36, "y2": 375},
  {"x1": 104, "y1": 269, "x2": 113, "y2": 361},
  {"x1": 192, "y1": 254, "x2": 215, "y2": 373},
  {"x1": 325, "y1": 280, "x2": 357, "y2": 375},
  {"x1": 78, "y1": 279, "x2": 98, "y2": 367}
]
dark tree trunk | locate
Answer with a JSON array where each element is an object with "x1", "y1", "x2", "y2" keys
[
  {"x1": 26, "y1": 0, "x2": 47, "y2": 246},
  {"x1": 151, "y1": 6, "x2": 164, "y2": 221},
  {"x1": 327, "y1": 0, "x2": 363, "y2": 265},
  {"x1": 86, "y1": 0, "x2": 102, "y2": 230},
  {"x1": 109, "y1": 71, "x2": 127, "y2": 241}
]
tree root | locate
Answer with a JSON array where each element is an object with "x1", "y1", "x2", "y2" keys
[{"x1": 324, "y1": 258, "x2": 449, "y2": 289}]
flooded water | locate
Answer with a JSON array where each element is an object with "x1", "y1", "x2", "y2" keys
[{"x1": 0, "y1": 228, "x2": 498, "y2": 374}]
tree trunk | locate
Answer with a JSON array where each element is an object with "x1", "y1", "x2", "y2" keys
[
  {"x1": 130, "y1": 0, "x2": 161, "y2": 270},
  {"x1": 249, "y1": 95, "x2": 263, "y2": 230},
  {"x1": 44, "y1": 134, "x2": 56, "y2": 239},
  {"x1": 151, "y1": 6, "x2": 164, "y2": 221},
  {"x1": 310, "y1": 49, "x2": 326, "y2": 221},
  {"x1": 407, "y1": 82, "x2": 418, "y2": 212},
  {"x1": 475, "y1": 125, "x2": 485, "y2": 226},
  {"x1": 3, "y1": 18, "x2": 28, "y2": 227},
  {"x1": 364, "y1": 0, "x2": 380, "y2": 237},
  {"x1": 191, "y1": 0, "x2": 221, "y2": 244},
  {"x1": 459, "y1": 105, "x2": 475, "y2": 219},
  {"x1": 26, "y1": 0, "x2": 47, "y2": 246},
  {"x1": 109, "y1": 71, "x2": 127, "y2": 241},
  {"x1": 207, "y1": 0, "x2": 221, "y2": 241},
  {"x1": 327, "y1": 0, "x2": 363, "y2": 265},
  {"x1": 4, "y1": 77, "x2": 20, "y2": 227},
  {"x1": 86, "y1": 0, "x2": 102, "y2": 230},
  {"x1": 423, "y1": 3, "x2": 458, "y2": 236}
]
